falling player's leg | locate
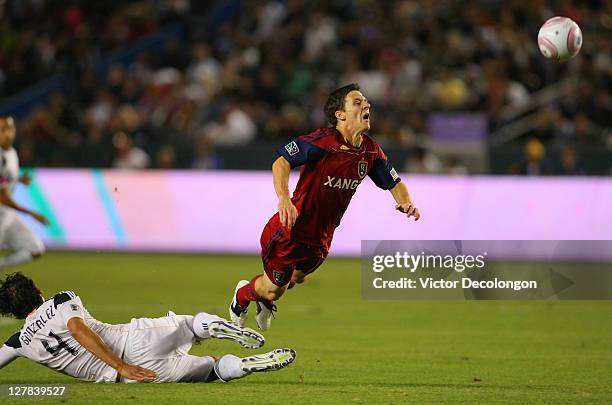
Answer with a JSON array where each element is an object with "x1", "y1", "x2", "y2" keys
[
  {"x1": 230, "y1": 218, "x2": 328, "y2": 330},
  {"x1": 0, "y1": 214, "x2": 45, "y2": 272},
  {"x1": 288, "y1": 270, "x2": 307, "y2": 289},
  {"x1": 230, "y1": 221, "x2": 295, "y2": 328},
  {"x1": 230, "y1": 272, "x2": 287, "y2": 329},
  {"x1": 251, "y1": 248, "x2": 328, "y2": 330}
]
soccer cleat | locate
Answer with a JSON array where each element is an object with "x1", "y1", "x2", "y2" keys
[
  {"x1": 241, "y1": 348, "x2": 296, "y2": 373},
  {"x1": 255, "y1": 301, "x2": 277, "y2": 331},
  {"x1": 208, "y1": 320, "x2": 265, "y2": 349},
  {"x1": 229, "y1": 280, "x2": 250, "y2": 327}
]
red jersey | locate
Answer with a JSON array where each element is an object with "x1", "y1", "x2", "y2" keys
[{"x1": 275, "y1": 127, "x2": 401, "y2": 249}]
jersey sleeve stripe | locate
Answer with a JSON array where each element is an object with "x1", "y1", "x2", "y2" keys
[
  {"x1": 4, "y1": 332, "x2": 21, "y2": 349},
  {"x1": 301, "y1": 129, "x2": 336, "y2": 142}
]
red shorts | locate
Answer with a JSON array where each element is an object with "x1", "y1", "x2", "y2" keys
[{"x1": 260, "y1": 216, "x2": 328, "y2": 287}]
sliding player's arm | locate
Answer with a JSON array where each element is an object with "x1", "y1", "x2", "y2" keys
[
  {"x1": 0, "y1": 345, "x2": 19, "y2": 370},
  {"x1": 67, "y1": 317, "x2": 156, "y2": 382},
  {"x1": 0, "y1": 186, "x2": 49, "y2": 225},
  {"x1": 390, "y1": 182, "x2": 420, "y2": 221}
]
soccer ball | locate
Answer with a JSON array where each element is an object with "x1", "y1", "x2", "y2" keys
[{"x1": 537, "y1": 16, "x2": 582, "y2": 62}]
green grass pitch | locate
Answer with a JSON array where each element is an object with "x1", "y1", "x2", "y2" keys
[{"x1": 1, "y1": 252, "x2": 611, "y2": 404}]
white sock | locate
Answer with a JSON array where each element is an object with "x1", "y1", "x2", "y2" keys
[
  {"x1": 192, "y1": 312, "x2": 224, "y2": 339},
  {"x1": 0, "y1": 250, "x2": 33, "y2": 271},
  {"x1": 214, "y1": 355, "x2": 248, "y2": 382}
]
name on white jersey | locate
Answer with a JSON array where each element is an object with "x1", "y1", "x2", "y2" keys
[
  {"x1": 21, "y1": 306, "x2": 57, "y2": 345},
  {"x1": 323, "y1": 176, "x2": 361, "y2": 190}
]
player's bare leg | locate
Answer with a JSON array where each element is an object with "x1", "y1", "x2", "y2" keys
[
  {"x1": 231, "y1": 272, "x2": 286, "y2": 331},
  {"x1": 252, "y1": 273, "x2": 285, "y2": 330},
  {"x1": 288, "y1": 270, "x2": 307, "y2": 289},
  {"x1": 231, "y1": 269, "x2": 310, "y2": 330}
]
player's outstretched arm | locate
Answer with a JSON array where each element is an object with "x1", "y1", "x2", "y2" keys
[
  {"x1": 66, "y1": 317, "x2": 157, "y2": 382},
  {"x1": 390, "y1": 182, "x2": 420, "y2": 221},
  {"x1": 0, "y1": 188, "x2": 49, "y2": 225},
  {"x1": 272, "y1": 156, "x2": 298, "y2": 229}
]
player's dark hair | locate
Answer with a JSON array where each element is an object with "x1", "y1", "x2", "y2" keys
[
  {"x1": 0, "y1": 273, "x2": 43, "y2": 319},
  {"x1": 324, "y1": 83, "x2": 360, "y2": 126}
]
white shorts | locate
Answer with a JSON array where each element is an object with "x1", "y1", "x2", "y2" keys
[
  {"x1": 121, "y1": 314, "x2": 215, "y2": 383},
  {"x1": 0, "y1": 210, "x2": 45, "y2": 254}
]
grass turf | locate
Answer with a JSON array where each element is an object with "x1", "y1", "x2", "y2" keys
[{"x1": 0, "y1": 252, "x2": 611, "y2": 404}]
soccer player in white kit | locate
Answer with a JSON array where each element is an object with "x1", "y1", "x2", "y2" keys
[
  {"x1": 0, "y1": 273, "x2": 296, "y2": 383},
  {"x1": 0, "y1": 116, "x2": 49, "y2": 271}
]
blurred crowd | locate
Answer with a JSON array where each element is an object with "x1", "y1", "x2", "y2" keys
[{"x1": 2, "y1": 0, "x2": 611, "y2": 173}]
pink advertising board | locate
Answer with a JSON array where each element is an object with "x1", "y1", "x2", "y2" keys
[{"x1": 14, "y1": 169, "x2": 612, "y2": 256}]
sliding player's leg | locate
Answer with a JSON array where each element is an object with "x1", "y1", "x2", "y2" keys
[
  {"x1": 185, "y1": 312, "x2": 263, "y2": 349},
  {"x1": 123, "y1": 312, "x2": 264, "y2": 377},
  {"x1": 122, "y1": 313, "x2": 272, "y2": 383},
  {"x1": 172, "y1": 348, "x2": 297, "y2": 383},
  {"x1": 0, "y1": 214, "x2": 45, "y2": 271}
]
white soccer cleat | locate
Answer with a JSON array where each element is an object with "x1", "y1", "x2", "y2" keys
[
  {"x1": 255, "y1": 301, "x2": 277, "y2": 331},
  {"x1": 241, "y1": 348, "x2": 296, "y2": 373},
  {"x1": 229, "y1": 280, "x2": 249, "y2": 327},
  {"x1": 208, "y1": 320, "x2": 265, "y2": 349}
]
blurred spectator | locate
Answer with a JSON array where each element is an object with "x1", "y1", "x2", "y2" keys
[
  {"x1": 404, "y1": 147, "x2": 442, "y2": 174},
  {"x1": 0, "y1": 0, "x2": 609, "y2": 174},
  {"x1": 443, "y1": 156, "x2": 468, "y2": 175},
  {"x1": 204, "y1": 104, "x2": 256, "y2": 147},
  {"x1": 192, "y1": 133, "x2": 223, "y2": 170},
  {"x1": 517, "y1": 138, "x2": 554, "y2": 176},
  {"x1": 558, "y1": 146, "x2": 584, "y2": 175},
  {"x1": 112, "y1": 132, "x2": 151, "y2": 169},
  {"x1": 156, "y1": 144, "x2": 177, "y2": 169}
]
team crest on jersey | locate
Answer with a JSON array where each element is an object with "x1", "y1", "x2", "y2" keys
[
  {"x1": 358, "y1": 161, "x2": 368, "y2": 178},
  {"x1": 273, "y1": 271, "x2": 285, "y2": 284}
]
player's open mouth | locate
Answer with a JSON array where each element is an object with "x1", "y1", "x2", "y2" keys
[{"x1": 362, "y1": 113, "x2": 370, "y2": 122}]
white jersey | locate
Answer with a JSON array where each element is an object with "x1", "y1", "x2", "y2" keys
[
  {"x1": 0, "y1": 147, "x2": 19, "y2": 194},
  {"x1": 0, "y1": 147, "x2": 19, "y2": 222},
  {"x1": 1, "y1": 291, "x2": 130, "y2": 382}
]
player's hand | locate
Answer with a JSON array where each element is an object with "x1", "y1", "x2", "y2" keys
[
  {"x1": 19, "y1": 174, "x2": 32, "y2": 185},
  {"x1": 395, "y1": 203, "x2": 420, "y2": 221},
  {"x1": 278, "y1": 196, "x2": 298, "y2": 229},
  {"x1": 31, "y1": 212, "x2": 50, "y2": 226},
  {"x1": 117, "y1": 362, "x2": 157, "y2": 382}
]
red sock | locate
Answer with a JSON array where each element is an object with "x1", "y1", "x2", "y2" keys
[{"x1": 236, "y1": 275, "x2": 264, "y2": 307}]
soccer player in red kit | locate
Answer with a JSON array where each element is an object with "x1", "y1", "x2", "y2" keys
[{"x1": 229, "y1": 84, "x2": 420, "y2": 330}]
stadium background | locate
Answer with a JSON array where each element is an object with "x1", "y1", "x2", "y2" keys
[{"x1": 1, "y1": 0, "x2": 612, "y2": 403}]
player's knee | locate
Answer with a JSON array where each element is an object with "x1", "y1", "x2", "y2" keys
[{"x1": 291, "y1": 272, "x2": 306, "y2": 284}]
